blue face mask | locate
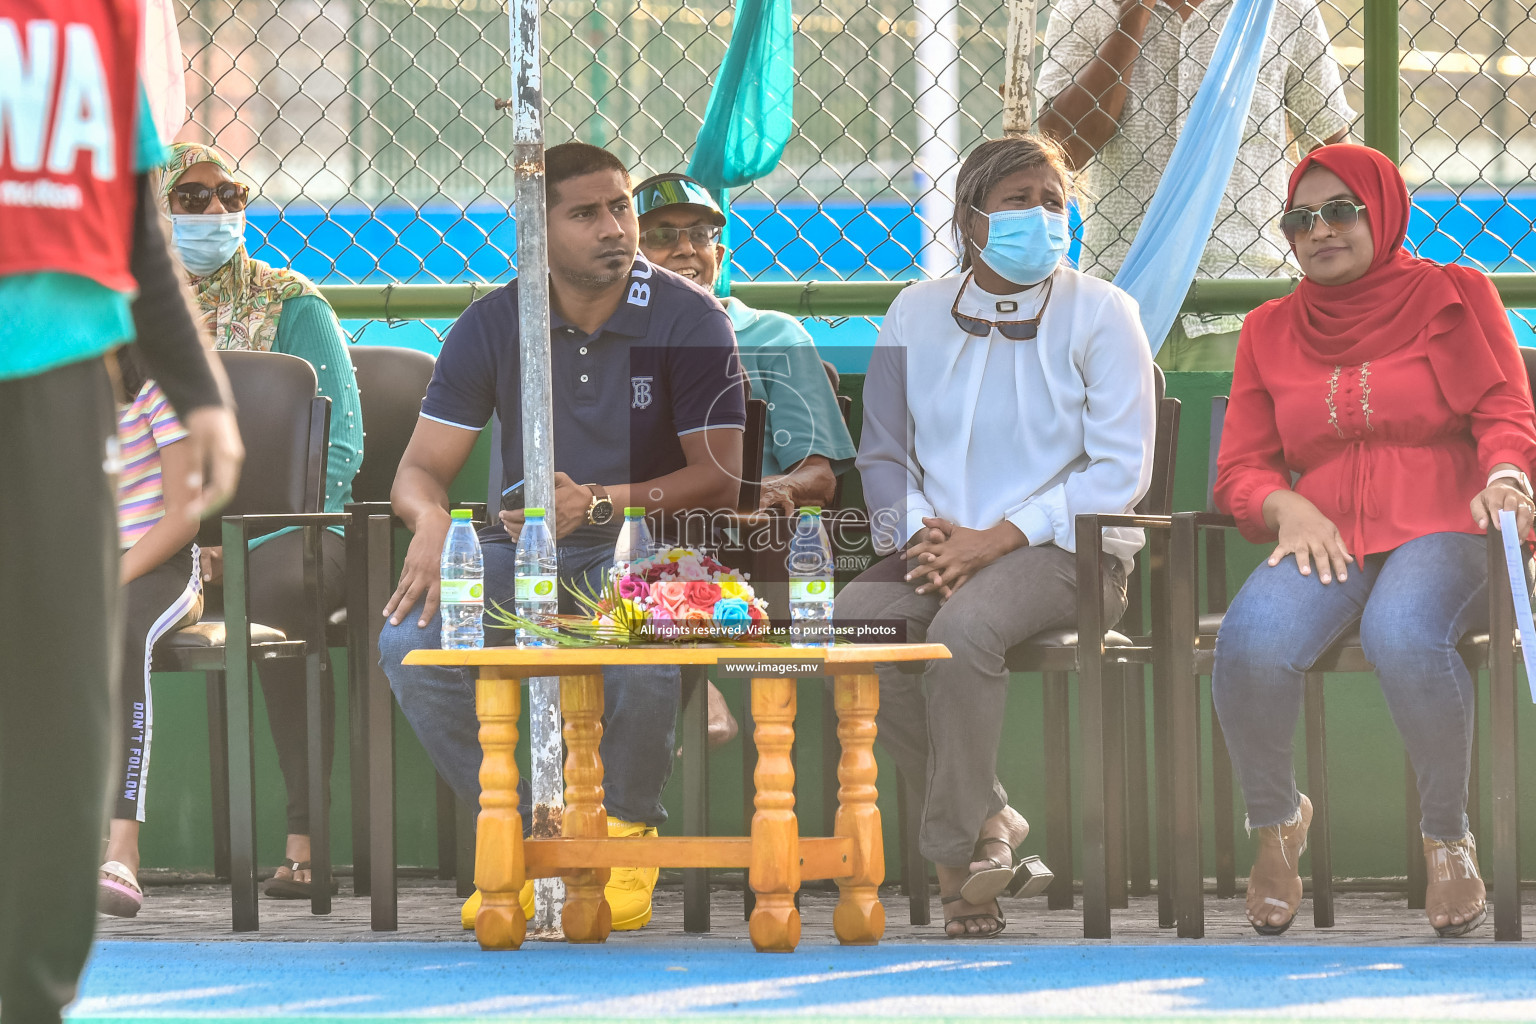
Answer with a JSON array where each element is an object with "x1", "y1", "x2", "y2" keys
[
  {"x1": 170, "y1": 212, "x2": 245, "y2": 275},
  {"x1": 973, "y1": 205, "x2": 1070, "y2": 286}
]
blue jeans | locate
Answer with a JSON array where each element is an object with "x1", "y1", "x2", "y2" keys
[
  {"x1": 1213, "y1": 532, "x2": 1488, "y2": 841},
  {"x1": 379, "y1": 538, "x2": 680, "y2": 825}
]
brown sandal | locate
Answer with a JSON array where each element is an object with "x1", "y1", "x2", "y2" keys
[
  {"x1": 940, "y1": 893, "x2": 1007, "y2": 939},
  {"x1": 959, "y1": 806, "x2": 1032, "y2": 905},
  {"x1": 1245, "y1": 793, "x2": 1312, "y2": 935},
  {"x1": 1424, "y1": 833, "x2": 1487, "y2": 937}
]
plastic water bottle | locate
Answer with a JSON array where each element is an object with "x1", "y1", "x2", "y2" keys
[
  {"x1": 613, "y1": 506, "x2": 654, "y2": 581},
  {"x1": 514, "y1": 508, "x2": 559, "y2": 648},
  {"x1": 787, "y1": 506, "x2": 835, "y2": 647},
  {"x1": 440, "y1": 508, "x2": 484, "y2": 650}
]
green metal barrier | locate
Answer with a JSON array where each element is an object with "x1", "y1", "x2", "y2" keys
[{"x1": 323, "y1": 275, "x2": 1536, "y2": 323}]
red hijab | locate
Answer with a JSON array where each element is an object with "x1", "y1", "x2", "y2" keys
[{"x1": 1276, "y1": 143, "x2": 1512, "y2": 411}]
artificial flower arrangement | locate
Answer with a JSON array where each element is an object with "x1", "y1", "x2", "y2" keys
[{"x1": 487, "y1": 545, "x2": 773, "y2": 645}]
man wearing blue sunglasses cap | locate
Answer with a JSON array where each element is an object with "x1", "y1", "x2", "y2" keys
[{"x1": 633, "y1": 173, "x2": 856, "y2": 518}]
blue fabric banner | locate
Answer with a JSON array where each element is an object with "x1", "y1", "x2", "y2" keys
[{"x1": 1111, "y1": 0, "x2": 1279, "y2": 353}]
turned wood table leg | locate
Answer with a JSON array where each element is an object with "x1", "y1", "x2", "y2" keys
[
  {"x1": 474, "y1": 675, "x2": 525, "y2": 950},
  {"x1": 833, "y1": 671, "x2": 885, "y2": 945},
  {"x1": 561, "y1": 672, "x2": 612, "y2": 943},
  {"x1": 749, "y1": 675, "x2": 801, "y2": 952}
]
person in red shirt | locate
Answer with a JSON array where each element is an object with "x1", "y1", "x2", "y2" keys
[{"x1": 1212, "y1": 144, "x2": 1536, "y2": 940}]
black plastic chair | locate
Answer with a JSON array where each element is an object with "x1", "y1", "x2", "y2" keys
[
  {"x1": 150, "y1": 349, "x2": 341, "y2": 931},
  {"x1": 341, "y1": 344, "x2": 486, "y2": 931},
  {"x1": 1167, "y1": 348, "x2": 1535, "y2": 941}
]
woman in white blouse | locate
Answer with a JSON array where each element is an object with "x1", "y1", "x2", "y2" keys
[{"x1": 837, "y1": 135, "x2": 1157, "y2": 938}]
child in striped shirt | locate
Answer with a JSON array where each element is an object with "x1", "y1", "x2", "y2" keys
[{"x1": 97, "y1": 347, "x2": 205, "y2": 918}]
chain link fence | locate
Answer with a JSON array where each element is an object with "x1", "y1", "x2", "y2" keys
[{"x1": 174, "y1": 0, "x2": 1536, "y2": 343}]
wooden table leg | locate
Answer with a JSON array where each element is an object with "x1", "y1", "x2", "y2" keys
[
  {"x1": 474, "y1": 675, "x2": 525, "y2": 950},
  {"x1": 749, "y1": 676, "x2": 801, "y2": 952},
  {"x1": 832, "y1": 671, "x2": 885, "y2": 945},
  {"x1": 561, "y1": 672, "x2": 612, "y2": 943}
]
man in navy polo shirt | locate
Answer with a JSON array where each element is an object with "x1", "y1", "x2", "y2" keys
[{"x1": 379, "y1": 141, "x2": 746, "y2": 932}]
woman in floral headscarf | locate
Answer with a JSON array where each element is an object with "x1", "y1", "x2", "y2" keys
[{"x1": 143, "y1": 142, "x2": 360, "y2": 902}]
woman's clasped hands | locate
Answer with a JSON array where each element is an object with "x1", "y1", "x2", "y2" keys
[{"x1": 902, "y1": 516, "x2": 1027, "y2": 600}]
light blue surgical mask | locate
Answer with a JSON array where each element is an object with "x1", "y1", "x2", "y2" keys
[
  {"x1": 972, "y1": 205, "x2": 1070, "y2": 286},
  {"x1": 170, "y1": 212, "x2": 245, "y2": 275}
]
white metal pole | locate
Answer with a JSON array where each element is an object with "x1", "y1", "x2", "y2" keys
[
  {"x1": 914, "y1": 0, "x2": 962, "y2": 277},
  {"x1": 507, "y1": 0, "x2": 565, "y2": 938},
  {"x1": 1002, "y1": 0, "x2": 1036, "y2": 135}
]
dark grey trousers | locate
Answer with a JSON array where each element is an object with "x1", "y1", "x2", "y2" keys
[
  {"x1": 835, "y1": 543, "x2": 1127, "y2": 866},
  {"x1": 0, "y1": 357, "x2": 119, "y2": 1024}
]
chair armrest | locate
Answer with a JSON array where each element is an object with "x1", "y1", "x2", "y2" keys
[
  {"x1": 1178, "y1": 511, "x2": 1238, "y2": 530},
  {"x1": 1076, "y1": 512, "x2": 1175, "y2": 531},
  {"x1": 222, "y1": 512, "x2": 352, "y2": 537}
]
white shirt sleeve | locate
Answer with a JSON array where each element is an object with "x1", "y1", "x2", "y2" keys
[
  {"x1": 855, "y1": 295, "x2": 936, "y2": 555},
  {"x1": 1004, "y1": 286, "x2": 1158, "y2": 549}
]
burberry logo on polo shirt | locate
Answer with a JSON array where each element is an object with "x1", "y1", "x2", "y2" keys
[{"x1": 631, "y1": 376, "x2": 654, "y2": 409}]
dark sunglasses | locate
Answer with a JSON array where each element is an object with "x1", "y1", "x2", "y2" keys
[
  {"x1": 950, "y1": 272, "x2": 1054, "y2": 340},
  {"x1": 1279, "y1": 199, "x2": 1367, "y2": 242},
  {"x1": 639, "y1": 224, "x2": 721, "y2": 249},
  {"x1": 170, "y1": 181, "x2": 250, "y2": 214}
]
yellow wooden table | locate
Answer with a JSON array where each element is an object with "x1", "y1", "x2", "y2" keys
[{"x1": 404, "y1": 644, "x2": 948, "y2": 952}]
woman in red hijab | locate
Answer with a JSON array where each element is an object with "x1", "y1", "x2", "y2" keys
[{"x1": 1212, "y1": 143, "x2": 1536, "y2": 938}]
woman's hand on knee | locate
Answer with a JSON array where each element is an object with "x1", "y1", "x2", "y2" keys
[
  {"x1": 1266, "y1": 494, "x2": 1352, "y2": 584},
  {"x1": 903, "y1": 518, "x2": 1022, "y2": 598}
]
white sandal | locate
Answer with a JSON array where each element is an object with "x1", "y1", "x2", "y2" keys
[{"x1": 98, "y1": 860, "x2": 143, "y2": 918}]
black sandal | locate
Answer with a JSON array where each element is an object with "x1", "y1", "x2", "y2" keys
[
  {"x1": 263, "y1": 861, "x2": 340, "y2": 900},
  {"x1": 941, "y1": 893, "x2": 1007, "y2": 939}
]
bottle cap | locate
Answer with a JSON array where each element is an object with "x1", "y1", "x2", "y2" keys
[
  {"x1": 525, "y1": 507, "x2": 546, "y2": 517},
  {"x1": 798, "y1": 506, "x2": 823, "y2": 516},
  {"x1": 450, "y1": 509, "x2": 474, "y2": 520},
  {"x1": 624, "y1": 506, "x2": 646, "y2": 517}
]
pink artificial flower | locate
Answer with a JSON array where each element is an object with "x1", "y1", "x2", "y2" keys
[
  {"x1": 618, "y1": 577, "x2": 650, "y2": 602},
  {"x1": 652, "y1": 581, "x2": 690, "y2": 619}
]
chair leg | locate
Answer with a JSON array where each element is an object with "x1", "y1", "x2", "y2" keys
[
  {"x1": 348, "y1": 626, "x2": 371, "y2": 898},
  {"x1": 1124, "y1": 667, "x2": 1152, "y2": 898},
  {"x1": 306, "y1": 651, "x2": 332, "y2": 916},
  {"x1": 455, "y1": 799, "x2": 476, "y2": 899},
  {"x1": 1486, "y1": 532, "x2": 1521, "y2": 940},
  {"x1": 1152, "y1": 655, "x2": 1174, "y2": 928},
  {"x1": 1405, "y1": 750, "x2": 1426, "y2": 909},
  {"x1": 435, "y1": 774, "x2": 457, "y2": 881},
  {"x1": 1303, "y1": 671, "x2": 1333, "y2": 928},
  {"x1": 227, "y1": 654, "x2": 258, "y2": 932},
  {"x1": 1104, "y1": 665, "x2": 1129, "y2": 912},
  {"x1": 363, "y1": 516, "x2": 397, "y2": 931},
  {"x1": 205, "y1": 671, "x2": 232, "y2": 883},
  {"x1": 681, "y1": 666, "x2": 710, "y2": 933},
  {"x1": 1468, "y1": 678, "x2": 1482, "y2": 841},
  {"x1": 896, "y1": 771, "x2": 929, "y2": 925},
  {"x1": 1042, "y1": 671, "x2": 1074, "y2": 911},
  {"x1": 1210, "y1": 698, "x2": 1236, "y2": 900}
]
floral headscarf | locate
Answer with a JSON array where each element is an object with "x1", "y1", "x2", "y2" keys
[{"x1": 158, "y1": 143, "x2": 320, "y2": 352}]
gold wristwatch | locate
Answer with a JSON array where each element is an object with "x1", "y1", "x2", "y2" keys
[{"x1": 584, "y1": 484, "x2": 614, "y2": 526}]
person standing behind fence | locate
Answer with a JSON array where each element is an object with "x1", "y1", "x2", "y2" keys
[
  {"x1": 1212, "y1": 143, "x2": 1536, "y2": 938},
  {"x1": 836, "y1": 135, "x2": 1156, "y2": 939},
  {"x1": 0, "y1": 1, "x2": 242, "y2": 1019},
  {"x1": 155, "y1": 142, "x2": 363, "y2": 903},
  {"x1": 1036, "y1": 0, "x2": 1353, "y2": 370}
]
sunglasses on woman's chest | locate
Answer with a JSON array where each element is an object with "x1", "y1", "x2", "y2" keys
[
  {"x1": 171, "y1": 182, "x2": 250, "y2": 214},
  {"x1": 950, "y1": 272, "x2": 1054, "y2": 340}
]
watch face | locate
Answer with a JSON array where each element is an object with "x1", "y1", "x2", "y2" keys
[{"x1": 590, "y1": 499, "x2": 614, "y2": 526}]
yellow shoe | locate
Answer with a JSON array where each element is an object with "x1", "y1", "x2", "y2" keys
[
  {"x1": 460, "y1": 881, "x2": 535, "y2": 930},
  {"x1": 605, "y1": 817, "x2": 660, "y2": 931}
]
